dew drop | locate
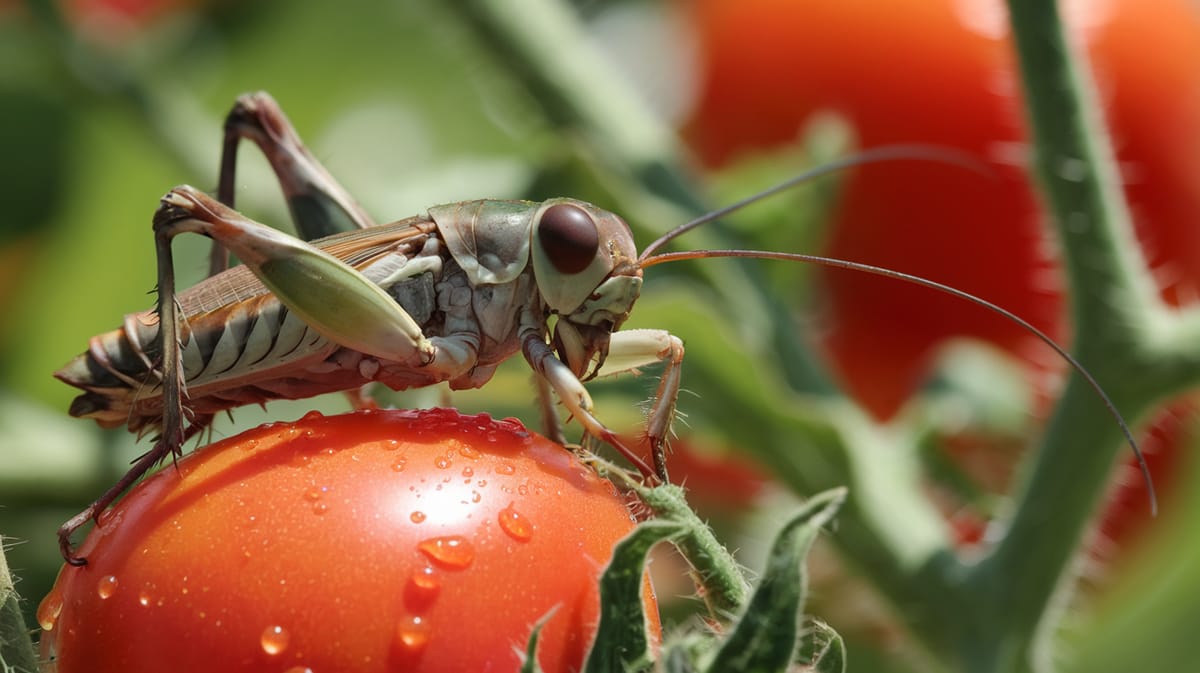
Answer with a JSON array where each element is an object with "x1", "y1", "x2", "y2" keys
[
  {"x1": 385, "y1": 439, "x2": 401, "y2": 451},
  {"x1": 434, "y1": 456, "x2": 452, "y2": 470},
  {"x1": 496, "y1": 462, "x2": 516, "y2": 476},
  {"x1": 461, "y1": 466, "x2": 474, "y2": 478},
  {"x1": 417, "y1": 536, "x2": 475, "y2": 570},
  {"x1": 470, "y1": 491, "x2": 481, "y2": 504},
  {"x1": 137, "y1": 586, "x2": 153, "y2": 607},
  {"x1": 261, "y1": 625, "x2": 290, "y2": 656},
  {"x1": 458, "y1": 446, "x2": 482, "y2": 460},
  {"x1": 302, "y1": 410, "x2": 324, "y2": 421},
  {"x1": 405, "y1": 565, "x2": 441, "y2": 607},
  {"x1": 410, "y1": 511, "x2": 427, "y2": 524},
  {"x1": 96, "y1": 575, "x2": 119, "y2": 600},
  {"x1": 242, "y1": 438, "x2": 259, "y2": 451},
  {"x1": 392, "y1": 459, "x2": 408, "y2": 472},
  {"x1": 498, "y1": 504, "x2": 534, "y2": 542},
  {"x1": 305, "y1": 488, "x2": 323, "y2": 502},
  {"x1": 312, "y1": 502, "x2": 329, "y2": 515},
  {"x1": 393, "y1": 615, "x2": 430, "y2": 658},
  {"x1": 36, "y1": 588, "x2": 63, "y2": 631}
]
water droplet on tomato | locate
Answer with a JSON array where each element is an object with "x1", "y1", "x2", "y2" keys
[
  {"x1": 393, "y1": 615, "x2": 430, "y2": 658},
  {"x1": 312, "y1": 502, "x2": 329, "y2": 515},
  {"x1": 417, "y1": 536, "x2": 475, "y2": 569},
  {"x1": 96, "y1": 575, "x2": 118, "y2": 600},
  {"x1": 137, "y1": 586, "x2": 153, "y2": 607},
  {"x1": 261, "y1": 625, "x2": 290, "y2": 655},
  {"x1": 470, "y1": 491, "x2": 482, "y2": 504},
  {"x1": 458, "y1": 445, "x2": 482, "y2": 460},
  {"x1": 434, "y1": 456, "x2": 452, "y2": 469},
  {"x1": 405, "y1": 566, "x2": 441, "y2": 608},
  {"x1": 36, "y1": 587, "x2": 63, "y2": 631},
  {"x1": 392, "y1": 458, "x2": 407, "y2": 472},
  {"x1": 305, "y1": 488, "x2": 323, "y2": 502},
  {"x1": 461, "y1": 466, "x2": 474, "y2": 478},
  {"x1": 302, "y1": 410, "x2": 324, "y2": 421},
  {"x1": 385, "y1": 439, "x2": 401, "y2": 451},
  {"x1": 242, "y1": 438, "x2": 259, "y2": 451},
  {"x1": 498, "y1": 504, "x2": 533, "y2": 542},
  {"x1": 496, "y1": 462, "x2": 516, "y2": 476},
  {"x1": 410, "y1": 511, "x2": 426, "y2": 524}
]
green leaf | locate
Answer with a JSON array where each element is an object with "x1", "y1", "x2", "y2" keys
[
  {"x1": 703, "y1": 488, "x2": 846, "y2": 673},
  {"x1": 584, "y1": 520, "x2": 685, "y2": 673},
  {"x1": 803, "y1": 620, "x2": 847, "y2": 673}
]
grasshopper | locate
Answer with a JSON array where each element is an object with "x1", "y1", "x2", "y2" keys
[{"x1": 56, "y1": 92, "x2": 1152, "y2": 565}]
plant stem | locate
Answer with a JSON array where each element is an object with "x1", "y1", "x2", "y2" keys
[
  {"x1": 964, "y1": 1, "x2": 1183, "y2": 669},
  {"x1": 0, "y1": 544, "x2": 39, "y2": 673}
]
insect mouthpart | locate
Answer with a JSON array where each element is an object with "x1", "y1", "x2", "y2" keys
[{"x1": 552, "y1": 319, "x2": 611, "y2": 381}]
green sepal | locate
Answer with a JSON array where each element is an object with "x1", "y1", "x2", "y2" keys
[
  {"x1": 518, "y1": 608, "x2": 554, "y2": 673},
  {"x1": 584, "y1": 519, "x2": 686, "y2": 673},
  {"x1": 702, "y1": 488, "x2": 847, "y2": 673},
  {"x1": 0, "y1": 541, "x2": 38, "y2": 673},
  {"x1": 632, "y1": 482, "x2": 749, "y2": 616},
  {"x1": 800, "y1": 619, "x2": 847, "y2": 673}
]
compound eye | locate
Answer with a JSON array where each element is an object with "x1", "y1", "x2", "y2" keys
[{"x1": 538, "y1": 203, "x2": 599, "y2": 274}]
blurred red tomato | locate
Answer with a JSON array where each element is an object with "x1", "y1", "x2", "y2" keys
[
  {"x1": 685, "y1": 0, "x2": 1200, "y2": 419},
  {"x1": 41, "y1": 409, "x2": 658, "y2": 673},
  {"x1": 685, "y1": 0, "x2": 1200, "y2": 549}
]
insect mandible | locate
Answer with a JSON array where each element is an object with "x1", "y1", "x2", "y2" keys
[{"x1": 55, "y1": 92, "x2": 1153, "y2": 565}]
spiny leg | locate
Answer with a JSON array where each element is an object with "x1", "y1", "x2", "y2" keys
[
  {"x1": 595, "y1": 329, "x2": 685, "y2": 480},
  {"x1": 155, "y1": 186, "x2": 486, "y2": 385},
  {"x1": 521, "y1": 331, "x2": 659, "y2": 481},
  {"x1": 59, "y1": 415, "x2": 212, "y2": 565},
  {"x1": 533, "y1": 373, "x2": 568, "y2": 446},
  {"x1": 216, "y1": 92, "x2": 380, "y2": 409},
  {"x1": 218, "y1": 92, "x2": 377, "y2": 236}
]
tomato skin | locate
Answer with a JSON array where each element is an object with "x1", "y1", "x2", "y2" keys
[
  {"x1": 685, "y1": 0, "x2": 1200, "y2": 420},
  {"x1": 41, "y1": 409, "x2": 657, "y2": 673}
]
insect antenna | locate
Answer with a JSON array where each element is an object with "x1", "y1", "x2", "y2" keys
[
  {"x1": 640, "y1": 153, "x2": 1157, "y2": 516},
  {"x1": 639, "y1": 144, "x2": 986, "y2": 262}
]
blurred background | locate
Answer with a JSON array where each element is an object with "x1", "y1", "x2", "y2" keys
[{"x1": 3, "y1": 0, "x2": 1200, "y2": 671}]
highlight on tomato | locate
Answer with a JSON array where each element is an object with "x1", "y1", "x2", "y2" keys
[{"x1": 38, "y1": 408, "x2": 659, "y2": 673}]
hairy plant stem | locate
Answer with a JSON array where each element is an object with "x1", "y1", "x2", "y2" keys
[
  {"x1": 958, "y1": 1, "x2": 1200, "y2": 671},
  {"x1": 0, "y1": 544, "x2": 38, "y2": 673}
]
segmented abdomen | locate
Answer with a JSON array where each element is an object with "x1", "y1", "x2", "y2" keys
[{"x1": 56, "y1": 276, "x2": 339, "y2": 433}]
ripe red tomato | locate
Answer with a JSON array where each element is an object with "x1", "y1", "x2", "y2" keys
[
  {"x1": 39, "y1": 409, "x2": 657, "y2": 673},
  {"x1": 685, "y1": 0, "x2": 1200, "y2": 420}
]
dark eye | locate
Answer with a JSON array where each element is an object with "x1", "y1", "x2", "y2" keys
[{"x1": 538, "y1": 203, "x2": 599, "y2": 274}]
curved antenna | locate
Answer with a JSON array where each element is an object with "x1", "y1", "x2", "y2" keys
[
  {"x1": 642, "y1": 248, "x2": 1157, "y2": 516},
  {"x1": 638, "y1": 144, "x2": 987, "y2": 263}
]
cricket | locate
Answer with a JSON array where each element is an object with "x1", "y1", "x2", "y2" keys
[{"x1": 55, "y1": 91, "x2": 1153, "y2": 566}]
